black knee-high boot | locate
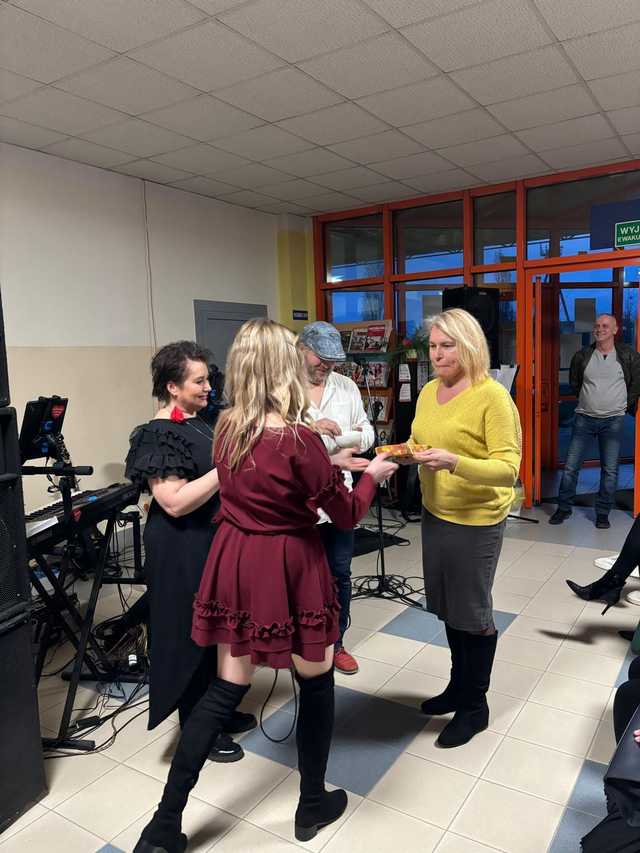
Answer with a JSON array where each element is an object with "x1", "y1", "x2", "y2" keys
[
  {"x1": 294, "y1": 668, "x2": 347, "y2": 842},
  {"x1": 421, "y1": 624, "x2": 465, "y2": 715},
  {"x1": 134, "y1": 677, "x2": 249, "y2": 853},
  {"x1": 437, "y1": 631, "x2": 497, "y2": 749}
]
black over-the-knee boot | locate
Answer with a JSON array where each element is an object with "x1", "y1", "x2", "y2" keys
[
  {"x1": 134, "y1": 677, "x2": 249, "y2": 853},
  {"x1": 294, "y1": 668, "x2": 347, "y2": 842},
  {"x1": 438, "y1": 631, "x2": 497, "y2": 749},
  {"x1": 421, "y1": 624, "x2": 465, "y2": 715}
]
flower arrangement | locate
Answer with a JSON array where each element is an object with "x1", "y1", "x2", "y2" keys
[{"x1": 389, "y1": 329, "x2": 429, "y2": 363}]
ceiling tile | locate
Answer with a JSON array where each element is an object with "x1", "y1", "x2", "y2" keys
[
  {"x1": 328, "y1": 130, "x2": 424, "y2": 163},
  {"x1": 0, "y1": 115, "x2": 66, "y2": 149},
  {"x1": 255, "y1": 178, "x2": 326, "y2": 200},
  {"x1": 253, "y1": 200, "x2": 313, "y2": 215},
  {"x1": 141, "y1": 95, "x2": 263, "y2": 142},
  {"x1": 213, "y1": 125, "x2": 314, "y2": 159},
  {"x1": 621, "y1": 133, "x2": 640, "y2": 156},
  {"x1": 0, "y1": 69, "x2": 42, "y2": 103},
  {"x1": 0, "y1": 87, "x2": 126, "y2": 134},
  {"x1": 357, "y1": 77, "x2": 474, "y2": 126},
  {"x1": 451, "y1": 46, "x2": 579, "y2": 105},
  {"x1": 607, "y1": 106, "x2": 640, "y2": 135},
  {"x1": 516, "y1": 114, "x2": 614, "y2": 152},
  {"x1": 297, "y1": 32, "x2": 437, "y2": 99},
  {"x1": 439, "y1": 133, "x2": 528, "y2": 166},
  {"x1": 214, "y1": 67, "x2": 342, "y2": 122},
  {"x1": 0, "y1": 4, "x2": 114, "y2": 84},
  {"x1": 373, "y1": 150, "x2": 452, "y2": 179},
  {"x1": 114, "y1": 159, "x2": 194, "y2": 182},
  {"x1": 169, "y1": 175, "x2": 240, "y2": 196},
  {"x1": 471, "y1": 153, "x2": 549, "y2": 181},
  {"x1": 81, "y1": 118, "x2": 193, "y2": 157},
  {"x1": 41, "y1": 137, "x2": 132, "y2": 168},
  {"x1": 534, "y1": 0, "x2": 640, "y2": 40},
  {"x1": 277, "y1": 103, "x2": 388, "y2": 145},
  {"x1": 187, "y1": 0, "x2": 249, "y2": 12},
  {"x1": 351, "y1": 182, "x2": 419, "y2": 202},
  {"x1": 56, "y1": 57, "x2": 198, "y2": 115},
  {"x1": 540, "y1": 137, "x2": 628, "y2": 170},
  {"x1": 218, "y1": 163, "x2": 293, "y2": 188},
  {"x1": 217, "y1": 189, "x2": 283, "y2": 209},
  {"x1": 218, "y1": 0, "x2": 388, "y2": 63},
  {"x1": 487, "y1": 85, "x2": 599, "y2": 130},
  {"x1": 264, "y1": 148, "x2": 354, "y2": 177},
  {"x1": 301, "y1": 190, "x2": 363, "y2": 212},
  {"x1": 362, "y1": 0, "x2": 483, "y2": 28},
  {"x1": 151, "y1": 143, "x2": 249, "y2": 174},
  {"x1": 589, "y1": 72, "x2": 640, "y2": 111},
  {"x1": 406, "y1": 168, "x2": 478, "y2": 192},
  {"x1": 564, "y1": 23, "x2": 640, "y2": 80},
  {"x1": 8, "y1": 0, "x2": 206, "y2": 52},
  {"x1": 402, "y1": 0, "x2": 551, "y2": 72},
  {"x1": 403, "y1": 109, "x2": 504, "y2": 148},
  {"x1": 309, "y1": 166, "x2": 388, "y2": 191},
  {"x1": 129, "y1": 20, "x2": 284, "y2": 91}
]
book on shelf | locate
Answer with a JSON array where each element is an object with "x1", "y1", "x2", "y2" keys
[
  {"x1": 334, "y1": 360, "x2": 363, "y2": 385},
  {"x1": 365, "y1": 394, "x2": 390, "y2": 423},
  {"x1": 337, "y1": 320, "x2": 392, "y2": 354},
  {"x1": 359, "y1": 360, "x2": 389, "y2": 388},
  {"x1": 377, "y1": 421, "x2": 394, "y2": 445},
  {"x1": 339, "y1": 329, "x2": 353, "y2": 352},
  {"x1": 348, "y1": 327, "x2": 368, "y2": 352}
]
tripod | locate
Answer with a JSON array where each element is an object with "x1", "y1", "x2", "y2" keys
[{"x1": 351, "y1": 361, "x2": 424, "y2": 610}]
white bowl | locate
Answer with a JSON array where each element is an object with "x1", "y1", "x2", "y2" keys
[{"x1": 334, "y1": 430, "x2": 362, "y2": 449}]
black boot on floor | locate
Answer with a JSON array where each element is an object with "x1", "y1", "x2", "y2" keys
[
  {"x1": 134, "y1": 678, "x2": 249, "y2": 853},
  {"x1": 566, "y1": 569, "x2": 626, "y2": 615},
  {"x1": 421, "y1": 624, "x2": 465, "y2": 715},
  {"x1": 437, "y1": 631, "x2": 498, "y2": 749},
  {"x1": 225, "y1": 710, "x2": 257, "y2": 735},
  {"x1": 294, "y1": 668, "x2": 347, "y2": 843}
]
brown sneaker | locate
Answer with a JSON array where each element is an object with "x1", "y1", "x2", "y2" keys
[{"x1": 334, "y1": 647, "x2": 359, "y2": 674}]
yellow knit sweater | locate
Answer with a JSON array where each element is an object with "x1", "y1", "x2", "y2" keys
[{"x1": 411, "y1": 377, "x2": 522, "y2": 526}]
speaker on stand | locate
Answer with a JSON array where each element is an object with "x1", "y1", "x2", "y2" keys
[{"x1": 442, "y1": 286, "x2": 500, "y2": 368}]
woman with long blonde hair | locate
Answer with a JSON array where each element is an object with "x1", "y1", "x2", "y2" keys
[{"x1": 135, "y1": 318, "x2": 397, "y2": 853}]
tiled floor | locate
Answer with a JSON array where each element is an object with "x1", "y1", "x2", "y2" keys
[{"x1": 3, "y1": 507, "x2": 640, "y2": 853}]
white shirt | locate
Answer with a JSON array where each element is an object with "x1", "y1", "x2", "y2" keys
[{"x1": 307, "y1": 371, "x2": 375, "y2": 523}]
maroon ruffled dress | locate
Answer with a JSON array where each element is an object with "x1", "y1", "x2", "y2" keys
[{"x1": 192, "y1": 425, "x2": 377, "y2": 667}]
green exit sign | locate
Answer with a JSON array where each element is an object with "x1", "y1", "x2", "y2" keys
[{"x1": 615, "y1": 219, "x2": 640, "y2": 247}]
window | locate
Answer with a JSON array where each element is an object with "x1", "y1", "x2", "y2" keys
[
  {"x1": 474, "y1": 192, "x2": 516, "y2": 265},
  {"x1": 325, "y1": 215, "x2": 383, "y2": 282},
  {"x1": 395, "y1": 277, "x2": 464, "y2": 337},
  {"x1": 394, "y1": 201, "x2": 463, "y2": 274},
  {"x1": 326, "y1": 286, "x2": 384, "y2": 324}
]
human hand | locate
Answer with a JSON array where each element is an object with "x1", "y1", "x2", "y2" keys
[
  {"x1": 413, "y1": 447, "x2": 458, "y2": 472},
  {"x1": 331, "y1": 447, "x2": 370, "y2": 472},
  {"x1": 316, "y1": 418, "x2": 342, "y2": 437},
  {"x1": 365, "y1": 452, "x2": 399, "y2": 485}
]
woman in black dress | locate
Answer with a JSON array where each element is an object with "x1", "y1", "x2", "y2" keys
[{"x1": 125, "y1": 341, "x2": 255, "y2": 761}]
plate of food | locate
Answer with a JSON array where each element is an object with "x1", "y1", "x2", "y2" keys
[{"x1": 375, "y1": 442, "x2": 430, "y2": 464}]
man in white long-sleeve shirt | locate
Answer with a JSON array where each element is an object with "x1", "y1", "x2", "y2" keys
[{"x1": 299, "y1": 321, "x2": 375, "y2": 675}]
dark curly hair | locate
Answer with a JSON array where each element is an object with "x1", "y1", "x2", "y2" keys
[{"x1": 151, "y1": 340, "x2": 212, "y2": 404}]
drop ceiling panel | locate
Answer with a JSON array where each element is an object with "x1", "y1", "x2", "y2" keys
[
  {"x1": 213, "y1": 125, "x2": 314, "y2": 159},
  {"x1": 403, "y1": 109, "x2": 504, "y2": 148},
  {"x1": 516, "y1": 114, "x2": 613, "y2": 152},
  {"x1": 439, "y1": 133, "x2": 528, "y2": 167},
  {"x1": 217, "y1": 163, "x2": 294, "y2": 188},
  {"x1": 9, "y1": 0, "x2": 206, "y2": 52},
  {"x1": 373, "y1": 150, "x2": 452, "y2": 179},
  {"x1": 277, "y1": 103, "x2": 388, "y2": 145},
  {"x1": 254, "y1": 200, "x2": 314, "y2": 215},
  {"x1": 297, "y1": 32, "x2": 438, "y2": 100},
  {"x1": 128, "y1": 20, "x2": 284, "y2": 91},
  {"x1": 114, "y1": 159, "x2": 194, "y2": 182},
  {"x1": 402, "y1": 0, "x2": 552, "y2": 72},
  {"x1": 302, "y1": 191, "x2": 364, "y2": 211},
  {"x1": 406, "y1": 168, "x2": 478, "y2": 193},
  {"x1": 451, "y1": 46, "x2": 579, "y2": 105},
  {"x1": 563, "y1": 24, "x2": 640, "y2": 80},
  {"x1": 186, "y1": 0, "x2": 251, "y2": 13},
  {"x1": 41, "y1": 137, "x2": 133, "y2": 168},
  {"x1": 328, "y1": 130, "x2": 424, "y2": 164},
  {"x1": 534, "y1": 0, "x2": 640, "y2": 40},
  {"x1": 361, "y1": 0, "x2": 483, "y2": 28},
  {"x1": 214, "y1": 68, "x2": 343, "y2": 122},
  {"x1": 0, "y1": 69, "x2": 42, "y2": 104},
  {"x1": 151, "y1": 143, "x2": 249, "y2": 174},
  {"x1": 487, "y1": 85, "x2": 599, "y2": 131},
  {"x1": 621, "y1": 133, "x2": 640, "y2": 156},
  {"x1": 82, "y1": 118, "x2": 194, "y2": 157},
  {"x1": 0, "y1": 4, "x2": 114, "y2": 84},
  {"x1": 352, "y1": 182, "x2": 419, "y2": 202},
  {"x1": 607, "y1": 107, "x2": 640, "y2": 136},
  {"x1": 57, "y1": 57, "x2": 198, "y2": 115},
  {"x1": 264, "y1": 148, "x2": 355, "y2": 177},
  {"x1": 169, "y1": 175, "x2": 240, "y2": 196},
  {"x1": 310, "y1": 166, "x2": 388, "y2": 191},
  {"x1": 218, "y1": 0, "x2": 389, "y2": 63},
  {"x1": 540, "y1": 137, "x2": 628, "y2": 170},
  {"x1": 0, "y1": 115, "x2": 66, "y2": 149},
  {"x1": 357, "y1": 77, "x2": 474, "y2": 126},
  {"x1": 217, "y1": 189, "x2": 286, "y2": 208},
  {"x1": 255, "y1": 178, "x2": 326, "y2": 200},
  {"x1": 471, "y1": 153, "x2": 549, "y2": 181},
  {"x1": 0, "y1": 87, "x2": 126, "y2": 134},
  {"x1": 589, "y1": 72, "x2": 640, "y2": 111},
  {"x1": 140, "y1": 95, "x2": 263, "y2": 142}
]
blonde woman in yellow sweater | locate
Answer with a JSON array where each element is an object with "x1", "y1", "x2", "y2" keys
[{"x1": 411, "y1": 308, "x2": 522, "y2": 748}]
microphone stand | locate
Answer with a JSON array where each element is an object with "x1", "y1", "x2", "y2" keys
[{"x1": 351, "y1": 358, "x2": 424, "y2": 609}]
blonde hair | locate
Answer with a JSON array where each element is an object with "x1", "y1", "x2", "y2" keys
[
  {"x1": 214, "y1": 318, "x2": 313, "y2": 470},
  {"x1": 428, "y1": 308, "x2": 490, "y2": 384}
]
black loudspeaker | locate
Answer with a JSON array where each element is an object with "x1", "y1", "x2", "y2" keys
[
  {"x1": 0, "y1": 407, "x2": 46, "y2": 831},
  {"x1": 442, "y1": 287, "x2": 500, "y2": 368},
  {"x1": 0, "y1": 294, "x2": 9, "y2": 407}
]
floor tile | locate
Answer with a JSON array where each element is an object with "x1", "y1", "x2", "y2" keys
[
  {"x1": 376, "y1": 667, "x2": 448, "y2": 709},
  {"x1": 356, "y1": 632, "x2": 425, "y2": 667},
  {"x1": 207, "y1": 820, "x2": 300, "y2": 851},
  {"x1": 493, "y1": 575, "x2": 546, "y2": 598},
  {"x1": 494, "y1": 634, "x2": 557, "y2": 670},
  {"x1": 485, "y1": 691, "x2": 525, "y2": 735},
  {"x1": 0, "y1": 804, "x2": 48, "y2": 842},
  {"x1": 241, "y1": 667, "x2": 295, "y2": 715},
  {"x1": 503, "y1": 615, "x2": 573, "y2": 646},
  {"x1": 349, "y1": 601, "x2": 397, "y2": 632},
  {"x1": 409, "y1": 717, "x2": 503, "y2": 776},
  {"x1": 588, "y1": 719, "x2": 617, "y2": 764},
  {"x1": 335, "y1": 656, "x2": 399, "y2": 695},
  {"x1": 98, "y1": 705, "x2": 177, "y2": 764},
  {"x1": 487, "y1": 659, "x2": 542, "y2": 700},
  {"x1": 490, "y1": 591, "x2": 530, "y2": 614},
  {"x1": 563, "y1": 620, "x2": 631, "y2": 659},
  {"x1": 566, "y1": 759, "x2": 608, "y2": 819},
  {"x1": 341, "y1": 626, "x2": 374, "y2": 651},
  {"x1": 529, "y1": 672, "x2": 611, "y2": 719},
  {"x1": 41, "y1": 751, "x2": 118, "y2": 809},
  {"x1": 0, "y1": 810, "x2": 104, "y2": 852},
  {"x1": 547, "y1": 808, "x2": 601, "y2": 853},
  {"x1": 435, "y1": 834, "x2": 503, "y2": 852},
  {"x1": 194, "y1": 753, "x2": 291, "y2": 818},
  {"x1": 124, "y1": 726, "x2": 180, "y2": 781},
  {"x1": 522, "y1": 595, "x2": 586, "y2": 624},
  {"x1": 482, "y1": 737, "x2": 583, "y2": 805},
  {"x1": 324, "y1": 798, "x2": 443, "y2": 853},
  {"x1": 508, "y1": 703, "x2": 599, "y2": 757},
  {"x1": 380, "y1": 607, "x2": 443, "y2": 643},
  {"x1": 503, "y1": 554, "x2": 566, "y2": 583},
  {"x1": 451, "y1": 780, "x2": 563, "y2": 853},
  {"x1": 549, "y1": 647, "x2": 624, "y2": 687},
  {"x1": 370, "y1": 753, "x2": 476, "y2": 828},
  {"x1": 405, "y1": 643, "x2": 453, "y2": 679}
]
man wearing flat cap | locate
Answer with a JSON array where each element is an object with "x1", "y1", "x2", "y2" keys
[{"x1": 298, "y1": 321, "x2": 374, "y2": 675}]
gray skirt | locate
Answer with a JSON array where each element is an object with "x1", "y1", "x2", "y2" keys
[{"x1": 421, "y1": 507, "x2": 506, "y2": 632}]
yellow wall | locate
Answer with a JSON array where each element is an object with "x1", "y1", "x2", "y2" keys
[{"x1": 277, "y1": 215, "x2": 316, "y2": 333}]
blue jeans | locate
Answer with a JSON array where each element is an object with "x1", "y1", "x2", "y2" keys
[
  {"x1": 319, "y1": 524, "x2": 354, "y2": 648},
  {"x1": 558, "y1": 413, "x2": 625, "y2": 516}
]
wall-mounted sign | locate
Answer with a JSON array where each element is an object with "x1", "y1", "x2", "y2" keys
[
  {"x1": 292, "y1": 310, "x2": 308, "y2": 320},
  {"x1": 615, "y1": 220, "x2": 640, "y2": 248}
]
